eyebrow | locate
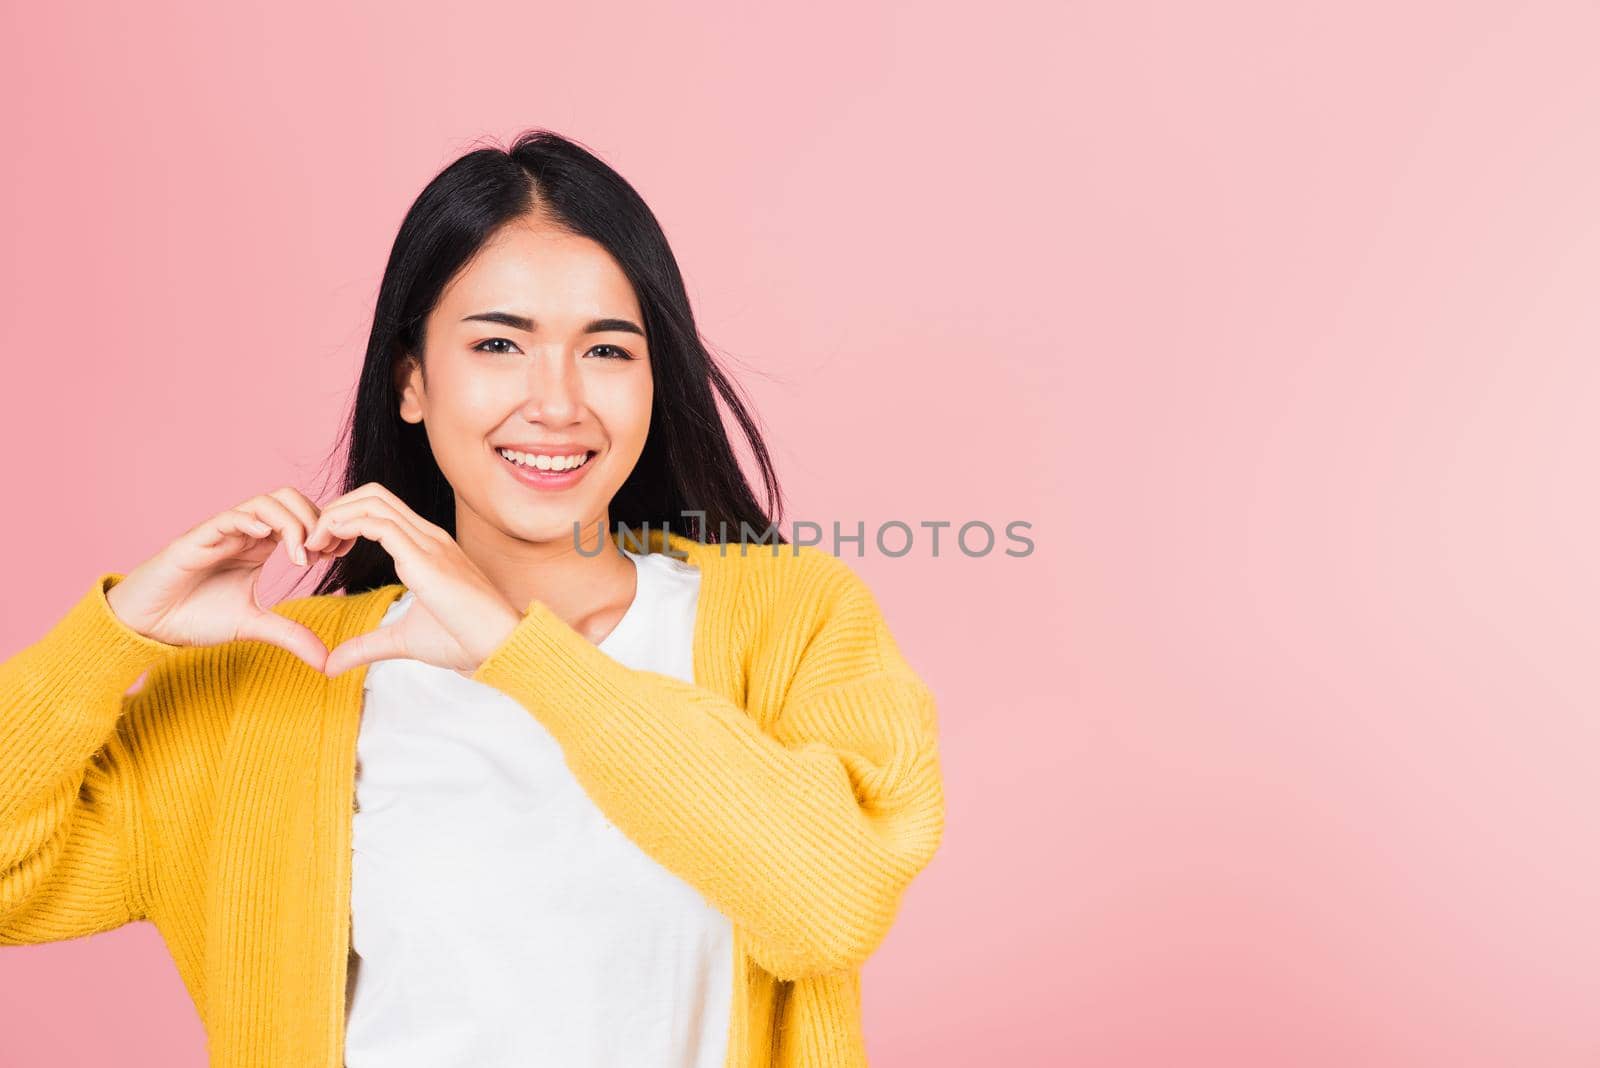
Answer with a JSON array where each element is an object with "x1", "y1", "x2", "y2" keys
[{"x1": 460, "y1": 311, "x2": 645, "y2": 337}]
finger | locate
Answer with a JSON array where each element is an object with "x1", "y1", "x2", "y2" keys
[
  {"x1": 310, "y1": 498, "x2": 433, "y2": 555},
  {"x1": 317, "y1": 482, "x2": 451, "y2": 546},
  {"x1": 190, "y1": 509, "x2": 276, "y2": 553},
  {"x1": 235, "y1": 609, "x2": 331, "y2": 673},
  {"x1": 305, "y1": 520, "x2": 357, "y2": 560},
  {"x1": 233, "y1": 495, "x2": 312, "y2": 565},
  {"x1": 267, "y1": 485, "x2": 323, "y2": 522},
  {"x1": 321, "y1": 533, "x2": 357, "y2": 559},
  {"x1": 318, "y1": 485, "x2": 450, "y2": 546},
  {"x1": 304, "y1": 495, "x2": 373, "y2": 552},
  {"x1": 196, "y1": 508, "x2": 275, "y2": 543},
  {"x1": 265, "y1": 487, "x2": 325, "y2": 563},
  {"x1": 320, "y1": 513, "x2": 428, "y2": 573},
  {"x1": 235, "y1": 494, "x2": 314, "y2": 568},
  {"x1": 323, "y1": 626, "x2": 408, "y2": 677},
  {"x1": 357, "y1": 482, "x2": 448, "y2": 539},
  {"x1": 314, "y1": 482, "x2": 388, "y2": 520}
]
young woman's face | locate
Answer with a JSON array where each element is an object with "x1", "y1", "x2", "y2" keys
[{"x1": 396, "y1": 218, "x2": 653, "y2": 550}]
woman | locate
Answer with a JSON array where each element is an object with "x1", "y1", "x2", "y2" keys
[{"x1": 0, "y1": 130, "x2": 946, "y2": 1067}]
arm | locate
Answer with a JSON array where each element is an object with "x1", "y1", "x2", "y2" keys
[
  {"x1": 470, "y1": 552, "x2": 947, "y2": 982},
  {"x1": 0, "y1": 573, "x2": 182, "y2": 944}
]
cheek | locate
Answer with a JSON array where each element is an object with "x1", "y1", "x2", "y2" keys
[
  {"x1": 592, "y1": 371, "x2": 654, "y2": 449},
  {"x1": 428, "y1": 366, "x2": 505, "y2": 434},
  {"x1": 630, "y1": 374, "x2": 654, "y2": 437},
  {"x1": 414, "y1": 372, "x2": 505, "y2": 479}
]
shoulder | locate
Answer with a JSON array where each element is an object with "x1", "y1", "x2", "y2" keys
[
  {"x1": 707, "y1": 543, "x2": 899, "y2": 670},
  {"x1": 690, "y1": 540, "x2": 876, "y2": 612},
  {"x1": 718, "y1": 545, "x2": 934, "y2": 723},
  {"x1": 653, "y1": 529, "x2": 867, "y2": 602}
]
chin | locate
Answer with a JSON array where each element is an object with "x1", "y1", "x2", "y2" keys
[{"x1": 501, "y1": 508, "x2": 605, "y2": 549}]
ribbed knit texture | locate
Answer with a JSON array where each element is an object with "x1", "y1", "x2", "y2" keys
[{"x1": 0, "y1": 529, "x2": 945, "y2": 1067}]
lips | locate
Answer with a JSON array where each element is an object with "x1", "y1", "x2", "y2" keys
[{"x1": 495, "y1": 445, "x2": 597, "y2": 490}]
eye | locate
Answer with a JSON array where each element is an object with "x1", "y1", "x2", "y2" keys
[
  {"x1": 472, "y1": 337, "x2": 520, "y2": 355},
  {"x1": 587, "y1": 344, "x2": 637, "y2": 361}
]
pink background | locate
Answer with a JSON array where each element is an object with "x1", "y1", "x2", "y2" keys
[{"x1": 4, "y1": 1, "x2": 1599, "y2": 1064}]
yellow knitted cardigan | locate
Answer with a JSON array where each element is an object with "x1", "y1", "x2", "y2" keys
[{"x1": 0, "y1": 529, "x2": 946, "y2": 1066}]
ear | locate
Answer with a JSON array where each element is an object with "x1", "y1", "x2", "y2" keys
[{"x1": 395, "y1": 352, "x2": 425, "y2": 425}]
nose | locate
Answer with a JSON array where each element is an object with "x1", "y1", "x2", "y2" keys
[{"x1": 517, "y1": 349, "x2": 582, "y2": 425}]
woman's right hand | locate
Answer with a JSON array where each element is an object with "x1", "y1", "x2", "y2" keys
[{"x1": 103, "y1": 487, "x2": 356, "y2": 672}]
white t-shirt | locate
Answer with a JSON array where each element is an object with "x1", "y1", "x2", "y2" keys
[{"x1": 343, "y1": 546, "x2": 733, "y2": 1067}]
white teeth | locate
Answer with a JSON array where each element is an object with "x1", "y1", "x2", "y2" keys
[{"x1": 498, "y1": 447, "x2": 591, "y2": 472}]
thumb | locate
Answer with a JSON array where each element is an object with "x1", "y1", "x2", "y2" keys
[
  {"x1": 237, "y1": 610, "x2": 330, "y2": 673},
  {"x1": 323, "y1": 626, "x2": 407, "y2": 679}
]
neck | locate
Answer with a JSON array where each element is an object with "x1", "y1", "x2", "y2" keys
[{"x1": 452, "y1": 507, "x2": 639, "y2": 635}]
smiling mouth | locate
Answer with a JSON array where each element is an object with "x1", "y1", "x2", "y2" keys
[{"x1": 494, "y1": 447, "x2": 597, "y2": 473}]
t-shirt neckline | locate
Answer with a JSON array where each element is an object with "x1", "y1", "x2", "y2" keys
[{"x1": 596, "y1": 547, "x2": 651, "y2": 653}]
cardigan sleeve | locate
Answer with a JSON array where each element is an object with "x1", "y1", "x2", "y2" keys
[
  {"x1": 0, "y1": 573, "x2": 182, "y2": 944},
  {"x1": 470, "y1": 551, "x2": 946, "y2": 982}
]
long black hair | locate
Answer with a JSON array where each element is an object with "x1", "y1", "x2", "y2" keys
[{"x1": 305, "y1": 129, "x2": 786, "y2": 597}]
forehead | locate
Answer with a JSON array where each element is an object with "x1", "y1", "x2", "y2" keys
[{"x1": 436, "y1": 221, "x2": 641, "y2": 320}]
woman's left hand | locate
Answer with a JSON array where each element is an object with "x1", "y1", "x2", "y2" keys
[{"x1": 305, "y1": 482, "x2": 522, "y2": 678}]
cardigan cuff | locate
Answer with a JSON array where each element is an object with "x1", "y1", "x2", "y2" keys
[
  {"x1": 70, "y1": 572, "x2": 187, "y2": 690},
  {"x1": 469, "y1": 597, "x2": 629, "y2": 708},
  {"x1": 1, "y1": 573, "x2": 187, "y2": 751}
]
